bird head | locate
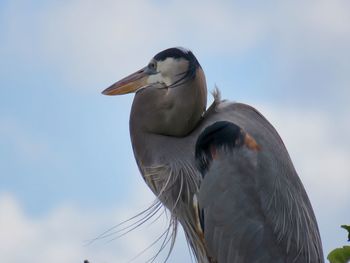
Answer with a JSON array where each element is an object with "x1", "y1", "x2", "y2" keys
[
  {"x1": 102, "y1": 47, "x2": 207, "y2": 136},
  {"x1": 103, "y1": 47, "x2": 203, "y2": 95}
]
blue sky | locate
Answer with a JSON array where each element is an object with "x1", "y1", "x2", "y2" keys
[{"x1": 1, "y1": 0, "x2": 349, "y2": 262}]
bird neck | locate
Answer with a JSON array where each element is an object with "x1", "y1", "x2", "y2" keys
[
  {"x1": 129, "y1": 67, "x2": 207, "y2": 137},
  {"x1": 129, "y1": 99, "x2": 219, "y2": 263},
  {"x1": 129, "y1": 99, "x2": 202, "y2": 179},
  {"x1": 129, "y1": 117, "x2": 195, "y2": 168}
]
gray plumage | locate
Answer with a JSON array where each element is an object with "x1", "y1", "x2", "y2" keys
[{"x1": 102, "y1": 47, "x2": 324, "y2": 263}]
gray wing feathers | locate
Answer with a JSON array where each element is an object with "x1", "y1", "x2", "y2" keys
[
  {"x1": 197, "y1": 102, "x2": 324, "y2": 263},
  {"x1": 199, "y1": 151, "x2": 285, "y2": 263}
]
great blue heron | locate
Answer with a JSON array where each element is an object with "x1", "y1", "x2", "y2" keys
[{"x1": 102, "y1": 47, "x2": 324, "y2": 263}]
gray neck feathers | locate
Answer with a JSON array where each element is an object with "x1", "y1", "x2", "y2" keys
[{"x1": 128, "y1": 69, "x2": 209, "y2": 261}]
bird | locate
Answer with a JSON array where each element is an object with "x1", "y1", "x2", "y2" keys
[{"x1": 102, "y1": 47, "x2": 324, "y2": 263}]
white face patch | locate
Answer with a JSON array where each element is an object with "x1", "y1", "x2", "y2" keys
[
  {"x1": 146, "y1": 57, "x2": 189, "y2": 87},
  {"x1": 147, "y1": 72, "x2": 169, "y2": 86}
]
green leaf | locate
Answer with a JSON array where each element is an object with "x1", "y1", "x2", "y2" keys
[
  {"x1": 328, "y1": 225, "x2": 350, "y2": 263},
  {"x1": 327, "y1": 246, "x2": 350, "y2": 263},
  {"x1": 341, "y1": 225, "x2": 350, "y2": 242}
]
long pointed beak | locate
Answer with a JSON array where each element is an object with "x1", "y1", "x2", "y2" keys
[{"x1": 102, "y1": 67, "x2": 148, "y2": 95}]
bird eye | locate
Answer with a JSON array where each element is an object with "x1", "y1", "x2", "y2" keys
[{"x1": 148, "y1": 62, "x2": 157, "y2": 70}]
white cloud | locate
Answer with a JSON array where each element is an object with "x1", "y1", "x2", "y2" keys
[
  {"x1": 0, "y1": 185, "x2": 191, "y2": 263},
  {"x1": 0, "y1": 0, "x2": 348, "y2": 106},
  {"x1": 2, "y1": 0, "x2": 349, "y2": 100},
  {"x1": 35, "y1": 0, "x2": 264, "y2": 87}
]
